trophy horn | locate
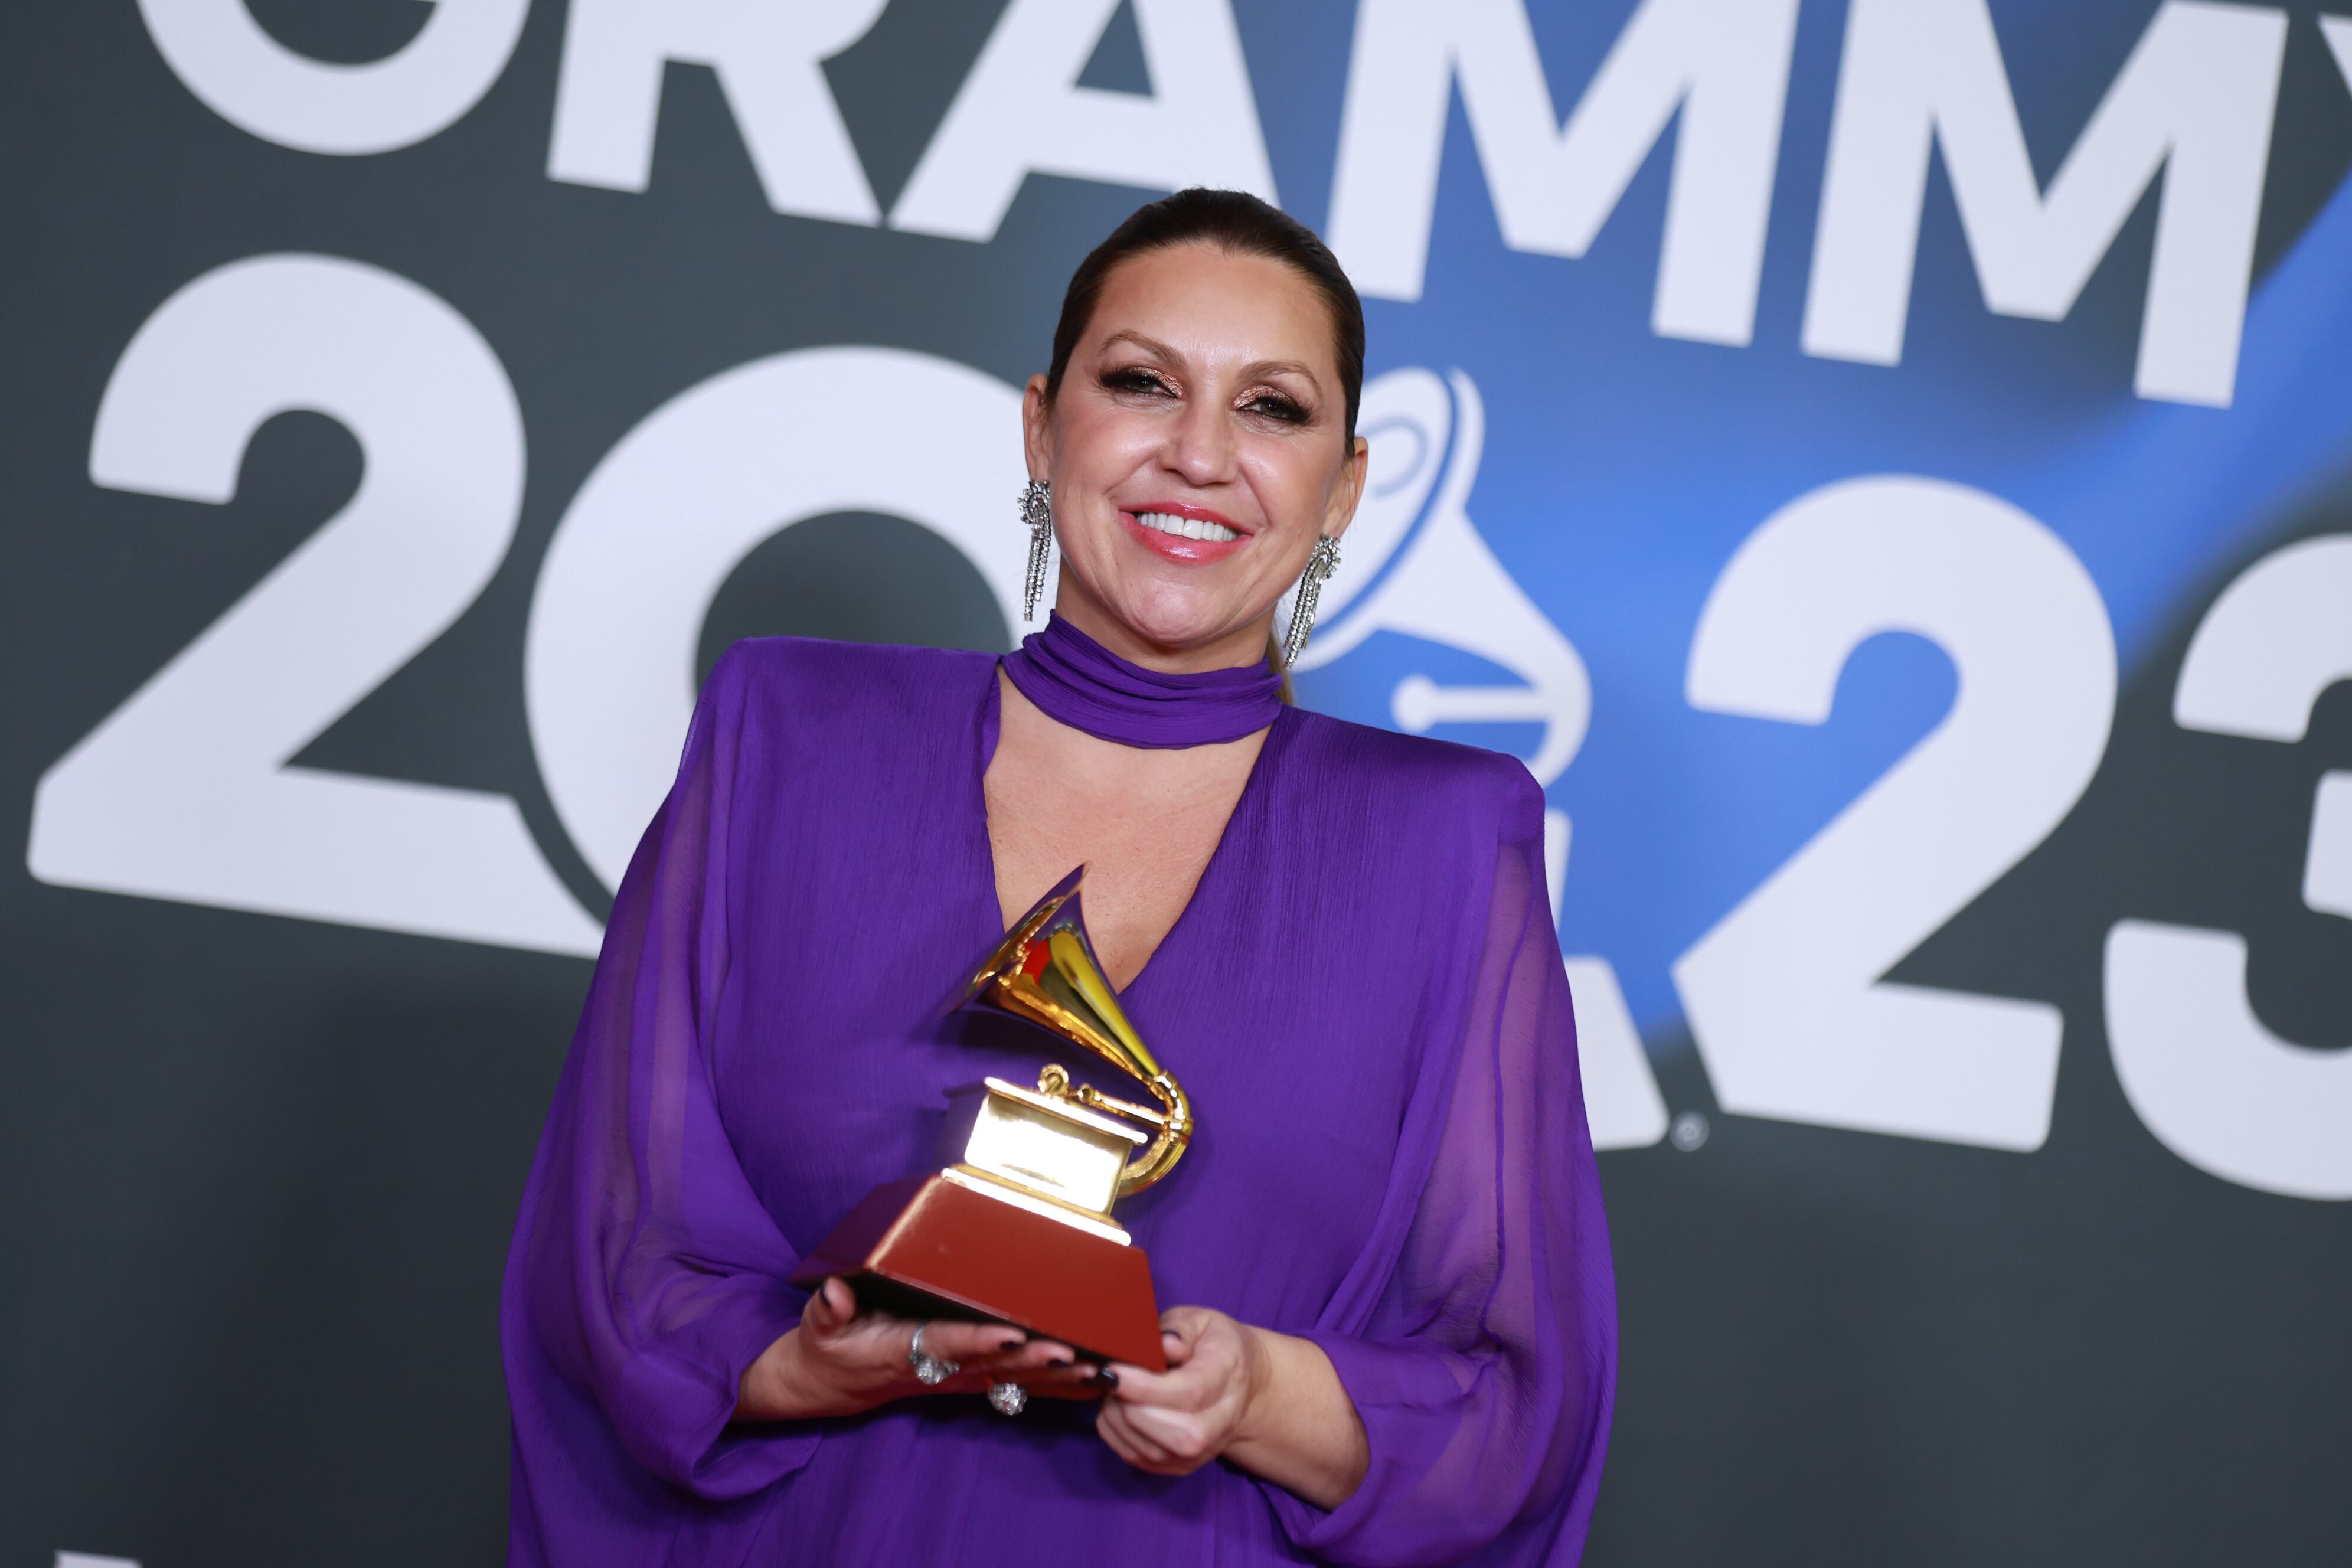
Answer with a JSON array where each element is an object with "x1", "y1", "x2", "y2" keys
[{"x1": 957, "y1": 868, "x2": 1194, "y2": 1195}]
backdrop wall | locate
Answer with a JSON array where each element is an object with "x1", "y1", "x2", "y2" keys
[{"x1": 5, "y1": 2, "x2": 2348, "y2": 1563}]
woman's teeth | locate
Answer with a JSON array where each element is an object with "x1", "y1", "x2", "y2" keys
[{"x1": 1135, "y1": 511, "x2": 1240, "y2": 543}]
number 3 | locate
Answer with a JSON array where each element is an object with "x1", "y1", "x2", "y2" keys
[{"x1": 2105, "y1": 535, "x2": 2352, "y2": 1201}]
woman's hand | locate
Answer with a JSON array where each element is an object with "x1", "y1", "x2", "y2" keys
[
  {"x1": 1097, "y1": 1306, "x2": 1369, "y2": 1511},
  {"x1": 1095, "y1": 1305, "x2": 1262, "y2": 1475},
  {"x1": 734, "y1": 1277, "x2": 1099, "y2": 1422}
]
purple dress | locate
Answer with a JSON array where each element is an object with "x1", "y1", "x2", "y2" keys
[{"x1": 501, "y1": 635, "x2": 1618, "y2": 1565}]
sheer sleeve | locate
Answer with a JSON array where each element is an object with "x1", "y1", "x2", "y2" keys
[
  {"x1": 1270, "y1": 775, "x2": 1618, "y2": 1566},
  {"x1": 503, "y1": 646, "x2": 816, "y2": 1510}
]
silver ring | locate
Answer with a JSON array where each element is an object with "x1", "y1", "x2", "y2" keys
[
  {"x1": 908, "y1": 1324, "x2": 959, "y2": 1387},
  {"x1": 988, "y1": 1380, "x2": 1028, "y2": 1417}
]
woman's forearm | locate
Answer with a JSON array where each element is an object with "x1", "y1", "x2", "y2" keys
[{"x1": 1224, "y1": 1327, "x2": 1370, "y2": 1511}]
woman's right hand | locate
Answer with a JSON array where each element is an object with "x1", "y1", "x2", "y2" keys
[{"x1": 734, "y1": 1276, "x2": 1099, "y2": 1421}]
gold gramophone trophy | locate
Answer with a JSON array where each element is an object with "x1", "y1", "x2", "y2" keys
[{"x1": 790, "y1": 868, "x2": 1192, "y2": 1371}]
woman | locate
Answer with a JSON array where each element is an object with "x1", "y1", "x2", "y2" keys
[{"x1": 502, "y1": 189, "x2": 1616, "y2": 1566}]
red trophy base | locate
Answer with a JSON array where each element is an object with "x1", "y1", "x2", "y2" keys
[{"x1": 790, "y1": 1174, "x2": 1168, "y2": 1373}]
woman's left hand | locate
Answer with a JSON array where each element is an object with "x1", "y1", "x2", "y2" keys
[
  {"x1": 1097, "y1": 1305, "x2": 1370, "y2": 1508},
  {"x1": 1094, "y1": 1305, "x2": 1265, "y2": 1476}
]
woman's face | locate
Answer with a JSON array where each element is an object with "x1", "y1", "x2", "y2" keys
[{"x1": 1024, "y1": 243, "x2": 1367, "y2": 667}]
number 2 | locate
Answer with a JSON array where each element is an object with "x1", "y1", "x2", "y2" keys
[
  {"x1": 27, "y1": 254, "x2": 602, "y2": 956},
  {"x1": 1675, "y1": 476, "x2": 2116, "y2": 1150}
]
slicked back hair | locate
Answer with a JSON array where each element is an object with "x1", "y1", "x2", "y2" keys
[{"x1": 1044, "y1": 188, "x2": 1367, "y2": 440}]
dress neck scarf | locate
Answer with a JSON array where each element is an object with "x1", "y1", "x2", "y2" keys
[{"x1": 1000, "y1": 613, "x2": 1283, "y2": 749}]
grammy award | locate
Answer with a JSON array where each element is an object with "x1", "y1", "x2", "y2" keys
[{"x1": 790, "y1": 868, "x2": 1192, "y2": 1372}]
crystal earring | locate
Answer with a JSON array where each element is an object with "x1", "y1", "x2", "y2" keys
[
  {"x1": 1282, "y1": 535, "x2": 1341, "y2": 669},
  {"x1": 1020, "y1": 479, "x2": 1053, "y2": 621}
]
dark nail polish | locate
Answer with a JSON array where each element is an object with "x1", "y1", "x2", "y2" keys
[
  {"x1": 1094, "y1": 1368, "x2": 1119, "y2": 1389},
  {"x1": 1048, "y1": 1357, "x2": 1074, "y2": 1368},
  {"x1": 998, "y1": 1337, "x2": 1026, "y2": 1353}
]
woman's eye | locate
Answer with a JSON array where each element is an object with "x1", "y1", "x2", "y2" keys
[
  {"x1": 1243, "y1": 393, "x2": 1308, "y2": 424},
  {"x1": 1105, "y1": 368, "x2": 1172, "y2": 397}
]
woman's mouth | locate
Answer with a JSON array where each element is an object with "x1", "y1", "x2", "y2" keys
[
  {"x1": 1134, "y1": 510, "x2": 1240, "y2": 543},
  {"x1": 1121, "y1": 508, "x2": 1249, "y2": 563}
]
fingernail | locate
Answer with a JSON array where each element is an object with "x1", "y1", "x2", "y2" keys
[
  {"x1": 998, "y1": 1336, "x2": 1027, "y2": 1353},
  {"x1": 1048, "y1": 1357, "x2": 1074, "y2": 1368},
  {"x1": 1094, "y1": 1368, "x2": 1119, "y2": 1389}
]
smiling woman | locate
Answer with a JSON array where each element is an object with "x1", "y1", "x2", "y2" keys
[
  {"x1": 1031, "y1": 192, "x2": 1366, "y2": 674},
  {"x1": 501, "y1": 190, "x2": 1619, "y2": 1567}
]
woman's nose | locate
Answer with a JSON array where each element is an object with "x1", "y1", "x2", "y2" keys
[{"x1": 1164, "y1": 397, "x2": 1237, "y2": 485}]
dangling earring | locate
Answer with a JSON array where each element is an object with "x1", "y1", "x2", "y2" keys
[
  {"x1": 1020, "y1": 480, "x2": 1053, "y2": 622},
  {"x1": 1283, "y1": 535, "x2": 1341, "y2": 669}
]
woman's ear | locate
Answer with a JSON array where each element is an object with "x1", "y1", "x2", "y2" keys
[
  {"x1": 1022, "y1": 374, "x2": 1055, "y2": 482},
  {"x1": 1321, "y1": 433, "x2": 1370, "y2": 542}
]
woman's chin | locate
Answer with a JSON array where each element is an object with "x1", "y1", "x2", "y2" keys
[{"x1": 1096, "y1": 593, "x2": 1269, "y2": 659}]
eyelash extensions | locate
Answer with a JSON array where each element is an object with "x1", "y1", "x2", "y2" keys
[
  {"x1": 1243, "y1": 394, "x2": 1308, "y2": 425},
  {"x1": 1100, "y1": 367, "x2": 1309, "y2": 426}
]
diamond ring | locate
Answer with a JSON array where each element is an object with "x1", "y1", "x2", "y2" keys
[
  {"x1": 908, "y1": 1324, "x2": 959, "y2": 1387},
  {"x1": 988, "y1": 1380, "x2": 1028, "y2": 1417}
]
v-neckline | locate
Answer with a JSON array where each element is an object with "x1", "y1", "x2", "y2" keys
[{"x1": 971, "y1": 665, "x2": 1282, "y2": 1001}]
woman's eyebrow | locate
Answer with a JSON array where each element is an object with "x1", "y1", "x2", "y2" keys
[
  {"x1": 1242, "y1": 359, "x2": 1321, "y2": 390},
  {"x1": 1097, "y1": 329, "x2": 1182, "y2": 363}
]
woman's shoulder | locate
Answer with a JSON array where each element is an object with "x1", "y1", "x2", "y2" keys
[
  {"x1": 713, "y1": 633, "x2": 997, "y2": 684},
  {"x1": 1280, "y1": 706, "x2": 1544, "y2": 842},
  {"x1": 706, "y1": 636, "x2": 997, "y2": 718},
  {"x1": 691, "y1": 637, "x2": 999, "y2": 770}
]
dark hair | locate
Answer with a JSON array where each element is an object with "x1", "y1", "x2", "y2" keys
[{"x1": 1044, "y1": 188, "x2": 1367, "y2": 439}]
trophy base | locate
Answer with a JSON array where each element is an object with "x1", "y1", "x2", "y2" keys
[{"x1": 790, "y1": 1172, "x2": 1167, "y2": 1372}]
